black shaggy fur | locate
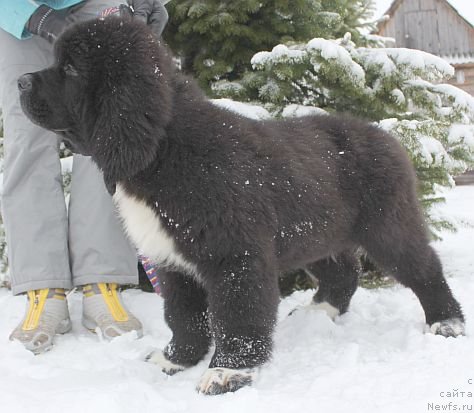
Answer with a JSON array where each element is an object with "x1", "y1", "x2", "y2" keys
[{"x1": 19, "y1": 18, "x2": 464, "y2": 394}]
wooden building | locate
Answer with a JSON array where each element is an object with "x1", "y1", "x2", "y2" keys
[{"x1": 376, "y1": 0, "x2": 474, "y2": 95}]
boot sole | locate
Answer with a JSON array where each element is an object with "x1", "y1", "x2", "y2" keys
[
  {"x1": 82, "y1": 316, "x2": 143, "y2": 339},
  {"x1": 27, "y1": 318, "x2": 72, "y2": 355}
]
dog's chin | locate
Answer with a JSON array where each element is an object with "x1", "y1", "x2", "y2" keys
[
  {"x1": 58, "y1": 133, "x2": 92, "y2": 157},
  {"x1": 17, "y1": 104, "x2": 90, "y2": 156},
  {"x1": 20, "y1": 107, "x2": 48, "y2": 130},
  {"x1": 28, "y1": 115, "x2": 62, "y2": 133},
  {"x1": 20, "y1": 96, "x2": 65, "y2": 134}
]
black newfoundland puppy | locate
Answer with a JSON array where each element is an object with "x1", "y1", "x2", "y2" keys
[{"x1": 19, "y1": 18, "x2": 464, "y2": 394}]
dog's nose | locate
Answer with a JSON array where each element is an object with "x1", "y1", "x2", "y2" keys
[{"x1": 18, "y1": 74, "x2": 33, "y2": 92}]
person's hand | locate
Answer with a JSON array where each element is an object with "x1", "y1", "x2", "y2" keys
[
  {"x1": 126, "y1": 0, "x2": 169, "y2": 37},
  {"x1": 27, "y1": 1, "x2": 168, "y2": 44},
  {"x1": 26, "y1": 5, "x2": 81, "y2": 43},
  {"x1": 27, "y1": 4, "x2": 132, "y2": 43}
]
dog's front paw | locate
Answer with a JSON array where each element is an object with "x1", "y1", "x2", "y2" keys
[
  {"x1": 429, "y1": 318, "x2": 465, "y2": 337},
  {"x1": 197, "y1": 367, "x2": 256, "y2": 395},
  {"x1": 145, "y1": 350, "x2": 186, "y2": 375}
]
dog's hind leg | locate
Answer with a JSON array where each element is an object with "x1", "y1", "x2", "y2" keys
[
  {"x1": 147, "y1": 270, "x2": 211, "y2": 374},
  {"x1": 196, "y1": 254, "x2": 280, "y2": 395},
  {"x1": 305, "y1": 251, "x2": 360, "y2": 319},
  {"x1": 359, "y1": 212, "x2": 465, "y2": 337}
]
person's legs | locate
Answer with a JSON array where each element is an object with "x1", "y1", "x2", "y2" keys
[
  {"x1": 69, "y1": 156, "x2": 143, "y2": 340},
  {"x1": 66, "y1": 0, "x2": 143, "y2": 338},
  {"x1": 0, "y1": 30, "x2": 71, "y2": 295},
  {"x1": 0, "y1": 28, "x2": 72, "y2": 353},
  {"x1": 2, "y1": 0, "x2": 146, "y2": 351},
  {"x1": 69, "y1": 155, "x2": 137, "y2": 286}
]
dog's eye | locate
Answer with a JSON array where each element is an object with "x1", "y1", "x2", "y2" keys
[{"x1": 63, "y1": 64, "x2": 79, "y2": 77}]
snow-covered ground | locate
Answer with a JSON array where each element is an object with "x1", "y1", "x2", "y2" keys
[{"x1": 0, "y1": 185, "x2": 473, "y2": 413}]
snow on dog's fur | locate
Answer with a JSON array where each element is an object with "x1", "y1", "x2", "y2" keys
[{"x1": 19, "y1": 18, "x2": 465, "y2": 395}]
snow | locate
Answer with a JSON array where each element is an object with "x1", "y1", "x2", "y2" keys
[
  {"x1": 61, "y1": 156, "x2": 73, "y2": 174},
  {"x1": 417, "y1": 135, "x2": 448, "y2": 166},
  {"x1": 355, "y1": 47, "x2": 455, "y2": 81},
  {"x1": 449, "y1": 124, "x2": 474, "y2": 148},
  {"x1": 252, "y1": 38, "x2": 369, "y2": 87},
  {"x1": 431, "y1": 83, "x2": 474, "y2": 114},
  {"x1": 379, "y1": 117, "x2": 471, "y2": 174},
  {"x1": 0, "y1": 185, "x2": 473, "y2": 413},
  {"x1": 357, "y1": 47, "x2": 397, "y2": 76},
  {"x1": 281, "y1": 104, "x2": 327, "y2": 118},
  {"x1": 251, "y1": 45, "x2": 306, "y2": 67},
  {"x1": 390, "y1": 88, "x2": 405, "y2": 105},
  {"x1": 307, "y1": 38, "x2": 366, "y2": 84},
  {"x1": 211, "y1": 99, "x2": 271, "y2": 120},
  {"x1": 384, "y1": 48, "x2": 455, "y2": 78}
]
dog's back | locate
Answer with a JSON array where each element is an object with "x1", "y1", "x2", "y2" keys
[{"x1": 179, "y1": 105, "x2": 420, "y2": 269}]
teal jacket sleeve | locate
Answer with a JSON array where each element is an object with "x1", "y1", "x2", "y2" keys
[{"x1": 0, "y1": 0, "x2": 84, "y2": 40}]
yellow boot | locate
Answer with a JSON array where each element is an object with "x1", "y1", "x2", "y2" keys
[
  {"x1": 9, "y1": 289, "x2": 71, "y2": 354},
  {"x1": 82, "y1": 283, "x2": 143, "y2": 339}
]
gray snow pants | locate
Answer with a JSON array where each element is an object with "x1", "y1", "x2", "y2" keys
[{"x1": 0, "y1": 0, "x2": 138, "y2": 295}]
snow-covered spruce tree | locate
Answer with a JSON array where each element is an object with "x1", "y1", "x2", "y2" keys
[
  {"x1": 216, "y1": 35, "x2": 474, "y2": 234},
  {"x1": 164, "y1": 0, "x2": 376, "y2": 90}
]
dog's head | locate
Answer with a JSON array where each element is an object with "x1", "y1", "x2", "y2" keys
[{"x1": 19, "y1": 17, "x2": 174, "y2": 191}]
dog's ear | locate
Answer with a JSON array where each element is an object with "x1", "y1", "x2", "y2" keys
[
  {"x1": 90, "y1": 81, "x2": 168, "y2": 186},
  {"x1": 78, "y1": 18, "x2": 174, "y2": 187}
]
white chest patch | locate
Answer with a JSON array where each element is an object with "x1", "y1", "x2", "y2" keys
[{"x1": 113, "y1": 184, "x2": 199, "y2": 278}]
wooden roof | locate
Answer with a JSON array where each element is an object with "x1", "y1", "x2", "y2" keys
[
  {"x1": 376, "y1": 0, "x2": 474, "y2": 59},
  {"x1": 377, "y1": 0, "x2": 474, "y2": 31}
]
